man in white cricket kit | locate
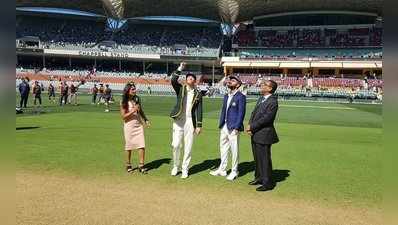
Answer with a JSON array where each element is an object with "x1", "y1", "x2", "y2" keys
[
  {"x1": 210, "y1": 76, "x2": 246, "y2": 180},
  {"x1": 169, "y1": 62, "x2": 203, "y2": 179}
]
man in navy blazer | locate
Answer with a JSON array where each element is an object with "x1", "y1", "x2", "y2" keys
[{"x1": 210, "y1": 76, "x2": 246, "y2": 180}]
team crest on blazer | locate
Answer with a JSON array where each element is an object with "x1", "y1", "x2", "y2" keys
[{"x1": 232, "y1": 102, "x2": 236, "y2": 107}]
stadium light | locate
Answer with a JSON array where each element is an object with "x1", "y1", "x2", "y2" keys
[{"x1": 101, "y1": 0, "x2": 126, "y2": 19}]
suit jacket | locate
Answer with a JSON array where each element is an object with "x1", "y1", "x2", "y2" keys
[
  {"x1": 249, "y1": 94, "x2": 279, "y2": 145},
  {"x1": 169, "y1": 70, "x2": 203, "y2": 128},
  {"x1": 18, "y1": 81, "x2": 30, "y2": 95},
  {"x1": 219, "y1": 91, "x2": 246, "y2": 131}
]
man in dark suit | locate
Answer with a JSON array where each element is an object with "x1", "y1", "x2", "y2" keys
[
  {"x1": 18, "y1": 77, "x2": 30, "y2": 108},
  {"x1": 210, "y1": 76, "x2": 246, "y2": 181},
  {"x1": 246, "y1": 80, "x2": 279, "y2": 191}
]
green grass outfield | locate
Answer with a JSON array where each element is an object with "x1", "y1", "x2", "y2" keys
[{"x1": 16, "y1": 94, "x2": 382, "y2": 208}]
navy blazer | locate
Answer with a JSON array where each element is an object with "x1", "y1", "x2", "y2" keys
[{"x1": 219, "y1": 91, "x2": 246, "y2": 131}]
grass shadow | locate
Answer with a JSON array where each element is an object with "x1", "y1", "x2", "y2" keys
[
  {"x1": 16, "y1": 126, "x2": 40, "y2": 130},
  {"x1": 189, "y1": 158, "x2": 220, "y2": 175},
  {"x1": 272, "y1": 169, "x2": 290, "y2": 184},
  {"x1": 238, "y1": 161, "x2": 290, "y2": 184},
  {"x1": 238, "y1": 161, "x2": 255, "y2": 177},
  {"x1": 145, "y1": 158, "x2": 171, "y2": 171}
]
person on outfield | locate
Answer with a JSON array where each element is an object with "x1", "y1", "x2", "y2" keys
[
  {"x1": 69, "y1": 83, "x2": 78, "y2": 105},
  {"x1": 98, "y1": 83, "x2": 105, "y2": 104},
  {"x1": 210, "y1": 75, "x2": 246, "y2": 181},
  {"x1": 91, "y1": 84, "x2": 98, "y2": 104},
  {"x1": 104, "y1": 84, "x2": 112, "y2": 112},
  {"x1": 169, "y1": 62, "x2": 203, "y2": 179},
  {"x1": 48, "y1": 83, "x2": 56, "y2": 103},
  {"x1": 120, "y1": 82, "x2": 150, "y2": 174},
  {"x1": 32, "y1": 80, "x2": 43, "y2": 108},
  {"x1": 59, "y1": 81, "x2": 69, "y2": 106},
  {"x1": 246, "y1": 80, "x2": 279, "y2": 192},
  {"x1": 18, "y1": 77, "x2": 30, "y2": 108}
]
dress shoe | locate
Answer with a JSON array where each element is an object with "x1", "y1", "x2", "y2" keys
[
  {"x1": 256, "y1": 185, "x2": 274, "y2": 192},
  {"x1": 248, "y1": 180, "x2": 262, "y2": 185}
]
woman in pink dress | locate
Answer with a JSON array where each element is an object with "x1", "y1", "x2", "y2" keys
[{"x1": 120, "y1": 82, "x2": 150, "y2": 174}]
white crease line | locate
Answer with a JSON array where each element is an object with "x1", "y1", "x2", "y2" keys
[{"x1": 279, "y1": 105, "x2": 355, "y2": 110}]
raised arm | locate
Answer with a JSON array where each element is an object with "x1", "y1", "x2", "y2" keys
[{"x1": 171, "y1": 62, "x2": 186, "y2": 94}]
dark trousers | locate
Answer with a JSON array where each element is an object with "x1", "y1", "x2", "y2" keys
[
  {"x1": 20, "y1": 94, "x2": 29, "y2": 108},
  {"x1": 251, "y1": 142, "x2": 273, "y2": 186},
  {"x1": 49, "y1": 92, "x2": 55, "y2": 99},
  {"x1": 34, "y1": 95, "x2": 42, "y2": 105},
  {"x1": 60, "y1": 94, "x2": 68, "y2": 106},
  {"x1": 92, "y1": 94, "x2": 97, "y2": 103}
]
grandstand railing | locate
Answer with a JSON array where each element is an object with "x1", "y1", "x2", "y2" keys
[{"x1": 16, "y1": 41, "x2": 220, "y2": 58}]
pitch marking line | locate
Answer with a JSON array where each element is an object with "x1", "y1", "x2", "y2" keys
[
  {"x1": 279, "y1": 105, "x2": 356, "y2": 110},
  {"x1": 246, "y1": 102, "x2": 355, "y2": 110}
]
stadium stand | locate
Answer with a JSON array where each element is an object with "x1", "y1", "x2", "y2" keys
[
  {"x1": 16, "y1": 15, "x2": 222, "y2": 57},
  {"x1": 15, "y1": 1, "x2": 382, "y2": 103},
  {"x1": 16, "y1": 65, "x2": 382, "y2": 101},
  {"x1": 235, "y1": 26, "x2": 382, "y2": 48},
  {"x1": 239, "y1": 48, "x2": 382, "y2": 60}
]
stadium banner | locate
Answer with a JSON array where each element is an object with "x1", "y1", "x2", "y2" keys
[
  {"x1": 43, "y1": 49, "x2": 161, "y2": 59},
  {"x1": 279, "y1": 62, "x2": 311, "y2": 68},
  {"x1": 310, "y1": 62, "x2": 343, "y2": 68},
  {"x1": 222, "y1": 60, "x2": 382, "y2": 69},
  {"x1": 160, "y1": 55, "x2": 218, "y2": 61},
  {"x1": 342, "y1": 62, "x2": 378, "y2": 68},
  {"x1": 221, "y1": 56, "x2": 240, "y2": 62}
]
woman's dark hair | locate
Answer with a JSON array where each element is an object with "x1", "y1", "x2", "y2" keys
[
  {"x1": 122, "y1": 84, "x2": 132, "y2": 112},
  {"x1": 122, "y1": 82, "x2": 137, "y2": 111}
]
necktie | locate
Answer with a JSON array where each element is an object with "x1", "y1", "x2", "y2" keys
[{"x1": 257, "y1": 97, "x2": 262, "y2": 105}]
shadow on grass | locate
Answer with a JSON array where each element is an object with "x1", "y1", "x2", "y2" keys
[
  {"x1": 189, "y1": 158, "x2": 220, "y2": 175},
  {"x1": 145, "y1": 158, "x2": 171, "y2": 171},
  {"x1": 238, "y1": 161, "x2": 290, "y2": 184},
  {"x1": 16, "y1": 126, "x2": 40, "y2": 130},
  {"x1": 238, "y1": 161, "x2": 255, "y2": 177},
  {"x1": 272, "y1": 169, "x2": 290, "y2": 183}
]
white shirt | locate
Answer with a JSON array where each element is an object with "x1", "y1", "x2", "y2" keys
[
  {"x1": 262, "y1": 94, "x2": 272, "y2": 103},
  {"x1": 225, "y1": 89, "x2": 238, "y2": 121},
  {"x1": 185, "y1": 86, "x2": 195, "y2": 119}
]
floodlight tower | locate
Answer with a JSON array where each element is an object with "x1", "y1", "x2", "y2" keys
[{"x1": 101, "y1": 0, "x2": 127, "y2": 34}]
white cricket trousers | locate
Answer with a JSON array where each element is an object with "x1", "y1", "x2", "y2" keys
[
  {"x1": 171, "y1": 118, "x2": 195, "y2": 173},
  {"x1": 218, "y1": 125, "x2": 240, "y2": 173}
]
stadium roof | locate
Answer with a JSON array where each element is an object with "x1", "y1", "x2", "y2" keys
[{"x1": 16, "y1": 0, "x2": 382, "y2": 22}]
